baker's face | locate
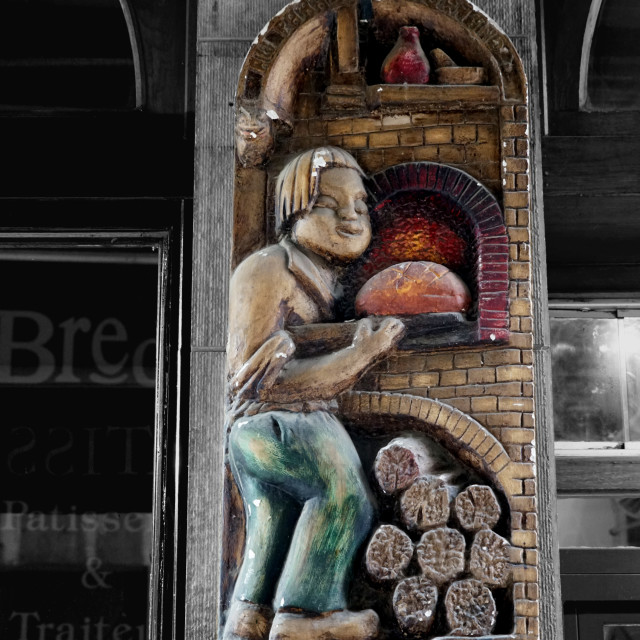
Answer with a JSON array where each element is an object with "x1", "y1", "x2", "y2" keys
[{"x1": 291, "y1": 167, "x2": 371, "y2": 262}]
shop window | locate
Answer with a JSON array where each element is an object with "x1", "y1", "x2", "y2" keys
[
  {"x1": 0, "y1": 232, "x2": 183, "y2": 638},
  {"x1": 0, "y1": 0, "x2": 140, "y2": 110},
  {"x1": 550, "y1": 303, "x2": 640, "y2": 446}
]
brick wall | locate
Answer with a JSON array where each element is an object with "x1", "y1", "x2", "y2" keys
[{"x1": 277, "y1": 94, "x2": 538, "y2": 637}]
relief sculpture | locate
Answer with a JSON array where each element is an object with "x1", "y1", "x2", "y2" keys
[
  {"x1": 224, "y1": 147, "x2": 405, "y2": 640},
  {"x1": 222, "y1": 0, "x2": 536, "y2": 637}
]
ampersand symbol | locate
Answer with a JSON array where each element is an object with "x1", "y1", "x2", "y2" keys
[{"x1": 81, "y1": 556, "x2": 112, "y2": 589}]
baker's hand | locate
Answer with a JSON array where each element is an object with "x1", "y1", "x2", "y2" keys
[{"x1": 352, "y1": 317, "x2": 406, "y2": 358}]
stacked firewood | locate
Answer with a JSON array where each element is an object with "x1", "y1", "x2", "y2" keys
[{"x1": 365, "y1": 437, "x2": 511, "y2": 637}]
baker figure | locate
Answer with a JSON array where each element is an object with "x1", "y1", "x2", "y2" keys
[{"x1": 224, "y1": 147, "x2": 404, "y2": 640}]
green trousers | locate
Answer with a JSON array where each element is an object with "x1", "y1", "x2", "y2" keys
[{"x1": 228, "y1": 410, "x2": 375, "y2": 613}]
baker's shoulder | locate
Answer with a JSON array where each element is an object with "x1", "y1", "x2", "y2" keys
[{"x1": 231, "y1": 243, "x2": 291, "y2": 285}]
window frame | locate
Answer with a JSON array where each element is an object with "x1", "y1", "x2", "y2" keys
[
  {"x1": 550, "y1": 298, "x2": 640, "y2": 494},
  {"x1": 0, "y1": 211, "x2": 189, "y2": 639}
]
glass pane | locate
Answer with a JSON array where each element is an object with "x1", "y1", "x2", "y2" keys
[
  {"x1": 0, "y1": 249, "x2": 157, "y2": 636},
  {"x1": 587, "y1": 0, "x2": 640, "y2": 111},
  {"x1": 603, "y1": 624, "x2": 640, "y2": 640},
  {"x1": 604, "y1": 625, "x2": 640, "y2": 640},
  {"x1": 624, "y1": 318, "x2": 640, "y2": 440},
  {"x1": 558, "y1": 496, "x2": 640, "y2": 547},
  {"x1": 551, "y1": 317, "x2": 623, "y2": 441}
]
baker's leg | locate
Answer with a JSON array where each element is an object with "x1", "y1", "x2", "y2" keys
[
  {"x1": 273, "y1": 412, "x2": 375, "y2": 612},
  {"x1": 225, "y1": 419, "x2": 299, "y2": 640}
]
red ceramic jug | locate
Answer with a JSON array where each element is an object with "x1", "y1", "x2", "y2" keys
[{"x1": 381, "y1": 26, "x2": 431, "y2": 84}]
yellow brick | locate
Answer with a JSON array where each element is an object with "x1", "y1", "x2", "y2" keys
[
  {"x1": 509, "y1": 227, "x2": 530, "y2": 243},
  {"x1": 497, "y1": 365, "x2": 533, "y2": 382},
  {"x1": 454, "y1": 352, "x2": 483, "y2": 368},
  {"x1": 438, "y1": 145, "x2": 465, "y2": 163},
  {"x1": 424, "y1": 126, "x2": 452, "y2": 144},
  {"x1": 355, "y1": 149, "x2": 384, "y2": 173},
  {"x1": 379, "y1": 374, "x2": 410, "y2": 390},
  {"x1": 501, "y1": 105, "x2": 515, "y2": 121},
  {"x1": 414, "y1": 145, "x2": 440, "y2": 161},
  {"x1": 430, "y1": 386, "x2": 456, "y2": 399},
  {"x1": 435, "y1": 405, "x2": 453, "y2": 427},
  {"x1": 526, "y1": 512, "x2": 537, "y2": 530},
  {"x1": 504, "y1": 191, "x2": 529, "y2": 209},
  {"x1": 525, "y1": 549, "x2": 538, "y2": 565},
  {"x1": 512, "y1": 566, "x2": 538, "y2": 582},
  {"x1": 455, "y1": 384, "x2": 488, "y2": 397},
  {"x1": 485, "y1": 412, "x2": 521, "y2": 427},
  {"x1": 505, "y1": 157, "x2": 528, "y2": 173},
  {"x1": 510, "y1": 462, "x2": 535, "y2": 479},
  {"x1": 524, "y1": 478, "x2": 536, "y2": 495},
  {"x1": 382, "y1": 114, "x2": 411, "y2": 128},
  {"x1": 439, "y1": 111, "x2": 466, "y2": 124},
  {"x1": 468, "y1": 367, "x2": 496, "y2": 384},
  {"x1": 520, "y1": 243, "x2": 531, "y2": 261},
  {"x1": 504, "y1": 208, "x2": 517, "y2": 226},
  {"x1": 392, "y1": 354, "x2": 426, "y2": 373},
  {"x1": 440, "y1": 369, "x2": 467, "y2": 386},
  {"x1": 384, "y1": 148, "x2": 415, "y2": 165},
  {"x1": 477, "y1": 124, "x2": 498, "y2": 143},
  {"x1": 517, "y1": 173, "x2": 529, "y2": 191},
  {"x1": 491, "y1": 452, "x2": 511, "y2": 472},
  {"x1": 517, "y1": 138, "x2": 529, "y2": 157},
  {"x1": 521, "y1": 317, "x2": 533, "y2": 332},
  {"x1": 444, "y1": 397, "x2": 471, "y2": 412},
  {"x1": 369, "y1": 131, "x2": 399, "y2": 148},
  {"x1": 500, "y1": 475, "x2": 524, "y2": 496},
  {"x1": 341, "y1": 134, "x2": 369, "y2": 149},
  {"x1": 398, "y1": 129, "x2": 424, "y2": 146},
  {"x1": 515, "y1": 616, "x2": 527, "y2": 635},
  {"x1": 471, "y1": 396, "x2": 497, "y2": 412},
  {"x1": 412, "y1": 113, "x2": 438, "y2": 126},
  {"x1": 426, "y1": 353, "x2": 454, "y2": 370},
  {"x1": 499, "y1": 397, "x2": 534, "y2": 412},
  {"x1": 352, "y1": 117, "x2": 382, "y2": 133},
  {"x1": 512, "y1": 530, "x2": 538, "y2": 548},
  {"x1": 453, "y1": 124, "x2": 477, "y2": 144},
  {"x1": 327, "y1": 119, "x2": 353, "y2": 136},
  {"x1": 517, "y1": 209, "x2": 530, "y2": 226},
  {"x1": 510, "y1": 333, "x2": 533, "y2": 349},
  {"x1": 503, "y1": 122, "x2": 528, "y2": 137},
  {"x1": 527, "y1": 583, "x2": 539, "y2": 600},
  {"x1": 485, "y1": 382, "x2": 522, "y2": 396},
  {"x1": 459, "y1": 422, "x2": 479, "y2": 444},
  {"x1": 501, "y1": 428, "x2": 535, "y2": 444},
  {"x1": 483, "y1": 349, "x2": 520, "y2": 366},
  {"x1": 515, "y1": 599, "x2": 539, "y2": 617},
  {"x1": 503, "y1": 173, "x2": 516, "y2": 190},
  {"x1": 410, "y1": 372, "x2": 439, "y2": 388}
]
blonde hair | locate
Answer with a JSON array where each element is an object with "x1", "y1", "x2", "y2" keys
[{"x1": 275, "y1": 146, "x2": 364, "y2": 234}]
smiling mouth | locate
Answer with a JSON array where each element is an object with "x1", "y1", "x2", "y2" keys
[{"x1": 336, "y1": 226, "x2": 363, "y2": 238}]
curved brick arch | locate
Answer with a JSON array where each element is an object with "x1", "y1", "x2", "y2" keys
[
  {"x1": 368, "y1": 162, "x2": 509, "y2": 342},
  {"x1": 237, "y1": 0, "x2": 526, "y2": 113},
  {"x1": 338, "y1": 391, "x2": 516, "y2": 499}
]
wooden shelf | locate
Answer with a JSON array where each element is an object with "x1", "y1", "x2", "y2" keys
[{"x1": 366, "y1": 84, "x2": 500, "y2": 109}]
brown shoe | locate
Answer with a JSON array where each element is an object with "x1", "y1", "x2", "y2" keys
[
  {"x1": 268, "y1": 609, "x2": 379, "y2": 640},
  {"x1": 223, "y1": 601, "x2": 274, "y2": 640}
]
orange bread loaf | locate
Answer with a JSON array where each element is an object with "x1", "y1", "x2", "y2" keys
[{"x1": 355, "y1": 261, "x2": 471, "y2": 316}]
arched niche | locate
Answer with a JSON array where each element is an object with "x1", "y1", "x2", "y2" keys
[
  {"x1": 233, "y1": 0, "x2": 528, "y2": 271},
  {"x1": 360, "y1": 162, "x2": 510, "y2": 345}
]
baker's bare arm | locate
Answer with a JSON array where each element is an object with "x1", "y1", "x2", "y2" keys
[{"x1": 227, "y1": 247, "x2": 405, "y2": 403}]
